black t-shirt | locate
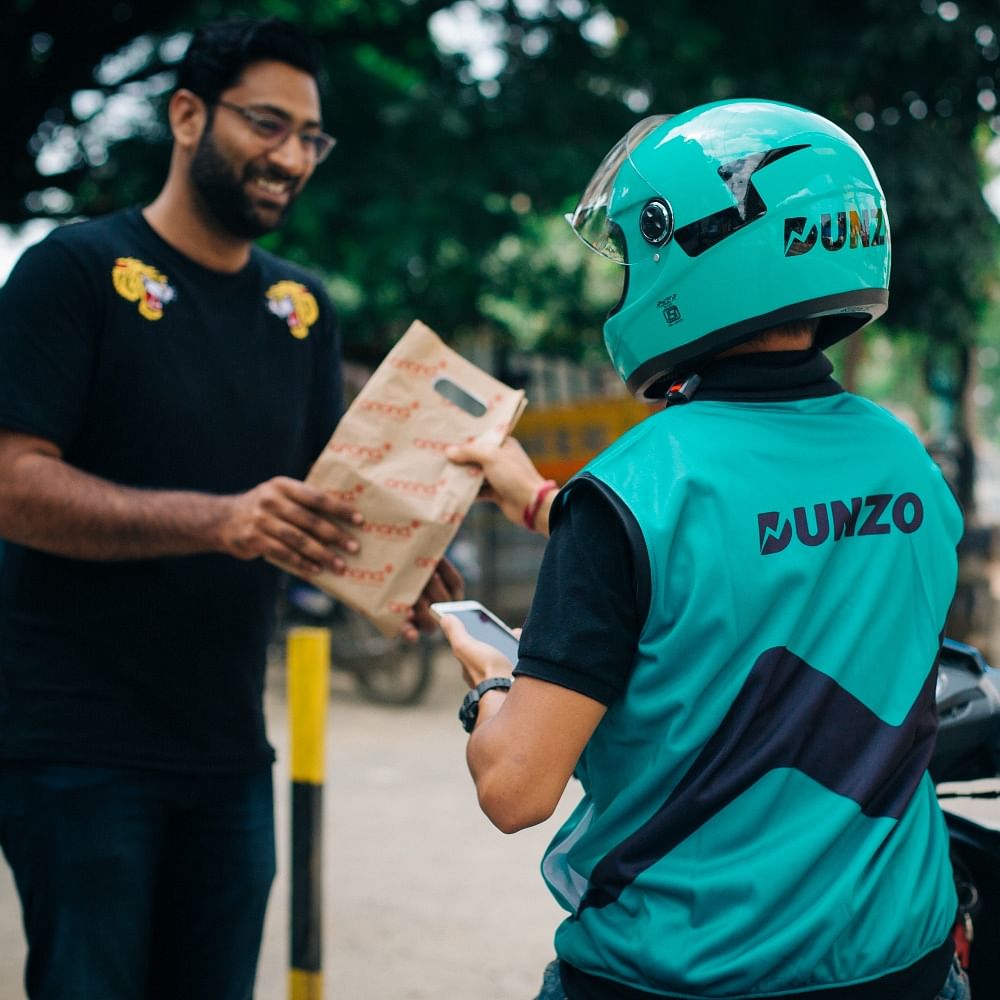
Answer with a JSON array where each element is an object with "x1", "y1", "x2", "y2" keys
[
  {"x1": 0, "y1": 208, "x2": 342, "y2": 771},
  {"x1": 514, "y1": 351, "x2": 954, "y2": 1000}
]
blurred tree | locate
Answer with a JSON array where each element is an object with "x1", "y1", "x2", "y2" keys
[
  {"x1": 441, "y1": 0, "x2": 1000, "y2": 506},
  {"x1": 0, "y1": 0, "x2": 186, "y2": 222},
  {"x1": 4, "y1": 0, "x2": 1000, "y2": 431}
]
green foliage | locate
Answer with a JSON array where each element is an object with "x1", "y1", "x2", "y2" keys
[
  {"x1": 830, "y1": 328, "x2": 937, "y2": 432},
  {"x1": 478, "y1": 213, "x2": 621, "y2": 361},
  {"x1": 4, "y1": 0, "x2": 1000, "y2": 378},
  {"x1": 971, "y1": 295, "x2": 1000, "y2": 438}
]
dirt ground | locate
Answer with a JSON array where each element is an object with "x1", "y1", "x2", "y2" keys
[{"x1": 0, "y1": 651, "x2": 577, "y2": 1000}]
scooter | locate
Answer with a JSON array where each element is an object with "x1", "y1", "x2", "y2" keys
[{"x1": 931, "y1": 637, "x2": 1000, "y2": 994}]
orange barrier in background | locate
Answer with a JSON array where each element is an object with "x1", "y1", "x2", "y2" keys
[{"x1": 517, "y1": 396, "x2": 653, "y2": 484}]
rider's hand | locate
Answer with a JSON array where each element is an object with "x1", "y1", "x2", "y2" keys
[
  {"x1": 439, "y1": 614, "x2": 518, "y2": 688},
  {"x1": 216, "y1": 476, "x2": 362, "y2": 576},
  {"x1": 401, "y1": 557, "x2": 465, "y2": 643},
  {"x1": 446, "y1": 430, "x2": 550, "y2": 531}
]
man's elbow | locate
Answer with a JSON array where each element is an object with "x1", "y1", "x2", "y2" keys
[{"x1": 476, "y1": 777, "x2": 556, "y2": 834}]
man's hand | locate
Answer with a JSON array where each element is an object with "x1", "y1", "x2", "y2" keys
[
  {"x1": 216, "y1": 476, "x2": 362, "y2": 576},
  {"x1": 438, "y1": 613, "x2": 516, "y2": 688},
  {"x1": 401, "y1": 557, "x2": 464, "y2": 643},
  {"x1": 446, "y1": 431, "x2": 556, "y2": 535}
]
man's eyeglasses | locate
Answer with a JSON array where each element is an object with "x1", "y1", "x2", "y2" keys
[{"x1": 216, "y1": 100, "x2": 336, "y2": 164}]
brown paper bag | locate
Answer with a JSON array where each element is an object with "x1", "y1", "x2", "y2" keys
[{"x1": 299, "y1": 320, "x2": 527, "y2": 636}]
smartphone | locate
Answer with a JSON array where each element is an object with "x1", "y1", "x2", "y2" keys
[{"x1": 430, "y1": 600, "x2": 520, "y2": 666}]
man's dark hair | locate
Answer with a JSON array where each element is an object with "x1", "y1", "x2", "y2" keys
[{"x1": 175, "y1": 17, "x2": 323, "y2": 106}]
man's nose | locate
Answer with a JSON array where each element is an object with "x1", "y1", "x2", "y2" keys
[{"x1": 267, "y1": 133, "x2": 311, "y2": 176}]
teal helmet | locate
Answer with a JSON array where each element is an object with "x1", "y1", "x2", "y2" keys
[{"x1": 567, "y1": 100, "x2": 890, "y2": 398}]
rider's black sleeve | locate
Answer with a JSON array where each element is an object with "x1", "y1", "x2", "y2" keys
[{"x1": 513, "y1": 476, "x2": 649, "y2": 706}]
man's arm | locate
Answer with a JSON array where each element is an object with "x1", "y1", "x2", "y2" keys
[
  {"x1": 439, "y1": 615, "x2": 606, "y2": 833},
  {"x1": 0, "y1": 429, "x2": 362, "y2": 575},
  {"x1": 438, "y1": 481, "x2": 645, "y2": 830},
  {"x1": 468, "y1": 676, "x2": 605, "y2": 834}
]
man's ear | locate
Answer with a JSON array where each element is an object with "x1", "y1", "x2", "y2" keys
[{"x1": 168, "y1": 88, "x2": 208, "y2": 150}]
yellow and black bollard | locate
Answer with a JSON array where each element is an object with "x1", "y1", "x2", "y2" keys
[{"x1": 287, "y1": 626, "x2": 330, "y2": 1000}]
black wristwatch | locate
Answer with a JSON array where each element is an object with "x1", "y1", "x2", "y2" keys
[{"x1": 458, "y1": 677, "x2": 513, "y2": 733}]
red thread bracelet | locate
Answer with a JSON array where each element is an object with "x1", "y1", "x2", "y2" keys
[{"x1": 523, "y1": 479, "x2": 558, "y2": 531}]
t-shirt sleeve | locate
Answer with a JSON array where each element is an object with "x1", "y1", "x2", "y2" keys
[
  {"x1": 513, "y1": 476, "x2": 650, "y2": 706},
  {"x1": 0, "y1": 235, "x2": 100, "y2": 451}
]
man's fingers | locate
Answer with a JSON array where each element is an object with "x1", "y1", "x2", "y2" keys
[
  {"x1": 269, "y1": 477, "x2": 364, "y2": 526},
  {"x1": 409, "y1": 595, "x2": 440, "y2": 635},
  {"x1": 444, "y1": 443, "x2": 484, "y2": 466},
  {"x1": 440, "y1": 615, "x2": 511, "y2": 689},
  {"x1": 264, "y1": 541, "x2": 324, "y2": 576},
  {"x1": 406, "y1": 559, "x2": 466, "y2": 635},
  {"x1": 259, "y1": 478, "x2": 361, "y2": 557},
  {"x1": 439, "y1": 614, "x2": 487, "y2": 659},
  {"x1": 446, "y1": 426, "x2": 505, "y2": 465},
  {"x1": 438, "y1": 614, "x2": 466, "y2": 646},
  {"x1": 312, "y1": 490, "x2": 364, "y2": 525},
  {"x1": 399, "y1": 620, "x2": 421, "y2": 643},
  {"x1": 434, "y1": 558, "x2": 465, "y2": 601},
  {"x1": 274, "y1": 495, "x2": 360, "y2": 553},
  {"x1": 223, "y1": 478, "x2": 361, "y2": 569},
  {"x1": 262, "y1": 519, "x2": 345, "y2": 574},
  {"x1": 421, "y1": 572, "x2": 452, "y2": 606}
]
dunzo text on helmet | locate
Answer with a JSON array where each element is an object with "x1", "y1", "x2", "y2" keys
[{"x1": 567, "y1": 99, "x2": 891, "y2": 399}]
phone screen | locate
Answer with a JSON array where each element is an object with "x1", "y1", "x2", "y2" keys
[{"x1": 448, "y1": 608, "x2": 520, "y2": 666}]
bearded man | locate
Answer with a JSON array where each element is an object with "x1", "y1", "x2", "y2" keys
[{"x1": 0, "y1": 18, "x2": 457, "y2": 999}]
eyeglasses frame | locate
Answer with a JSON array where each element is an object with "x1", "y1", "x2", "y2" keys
[{"x1": 214, "y1": 99, "x2": 336, "y2": 164}]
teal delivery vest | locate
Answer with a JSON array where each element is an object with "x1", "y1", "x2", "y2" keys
[{"x1": 543, "y1": 392, "x2": 962, "y2": 997}]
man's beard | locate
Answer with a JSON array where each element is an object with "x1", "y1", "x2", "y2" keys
[{"x1": 189, "y1": 129, "x2": 297, "y2": 239}]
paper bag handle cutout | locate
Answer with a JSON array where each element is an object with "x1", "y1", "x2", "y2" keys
[{"x1": 433, "y1": 377, "x2": 488, "y2": 417}]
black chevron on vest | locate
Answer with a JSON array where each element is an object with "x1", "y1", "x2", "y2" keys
[{"x1": 578, "y1": 645, "x2": 939, "y2": 913}]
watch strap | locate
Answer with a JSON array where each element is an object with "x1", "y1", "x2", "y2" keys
[{"x1": 458, "y1": 677, "x2": 513, "y2": 733}]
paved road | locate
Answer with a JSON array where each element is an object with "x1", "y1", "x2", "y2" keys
[{"x1": 0, "y1": 651, "x2": 576, "y2": 999}]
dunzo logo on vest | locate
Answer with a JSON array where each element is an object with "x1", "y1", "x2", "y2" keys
[
  {"x1": 783, "y1": 207, "x2": 886, "y2": 257},
  {"x1": 758, "y1": 492, "x2": 924, "y2": 556}
]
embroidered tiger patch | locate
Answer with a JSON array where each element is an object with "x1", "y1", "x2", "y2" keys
[{"x1": 112, "y1": 257, "x2": 176, "y2": 320}]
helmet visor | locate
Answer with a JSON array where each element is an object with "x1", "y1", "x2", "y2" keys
[{"x1": 565, "y1": 114, "x2": 671, "y2": 264}]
